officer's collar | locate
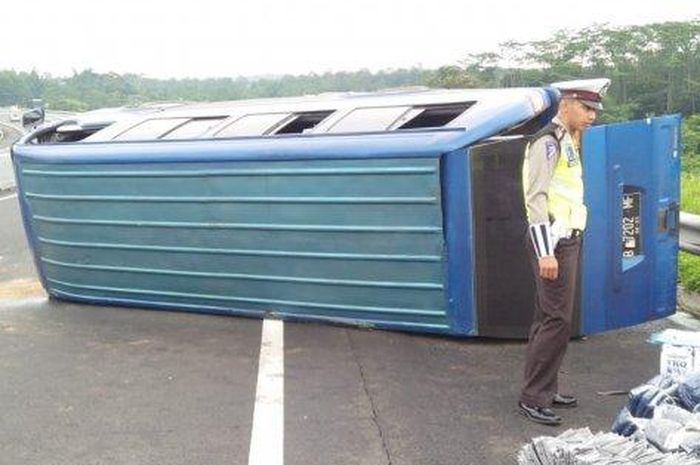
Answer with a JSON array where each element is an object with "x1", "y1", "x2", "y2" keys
[{"x1": 551, "y1": 117, "x2": 568, "y2": 140}]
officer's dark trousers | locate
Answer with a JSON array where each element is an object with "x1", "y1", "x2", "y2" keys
[{"x1": 520, "y1": 236, "x2": 581, "y2": 408}]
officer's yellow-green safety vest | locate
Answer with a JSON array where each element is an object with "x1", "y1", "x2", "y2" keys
[{"x1": 525, "y1": 132, "x2": 587, "y2": 231}]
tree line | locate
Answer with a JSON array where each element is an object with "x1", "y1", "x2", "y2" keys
[
  {"x1": 0, "y1": 68, "x2": 435, "y2": 113},
  {"x1": 0, "y1": 20, "x2": 696, "y2": 116},
  {"x1": 1, "y1": 19, "x2": 698, "y2": 164}
]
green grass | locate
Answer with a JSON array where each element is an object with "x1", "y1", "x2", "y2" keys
[
  {"x1": 680, "y1": 171, "x2": 700, "y2": 293},
  {"x1": 680, "y1": 253, "x2": 700, "y2": 292},
  {"x1": 682, "y1": 172, "x2": 700, "y2": 213}
]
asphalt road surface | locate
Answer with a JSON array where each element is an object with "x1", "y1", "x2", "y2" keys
[
  {"x1": 0, "y1": 112, "x2": 23, "y2": 191},
  {"x1": 0, "y1": 191, "x2": 694, "y2": 465},
  {"x1": 0, "y1": 148, "x2": 14, "y2": 192}
]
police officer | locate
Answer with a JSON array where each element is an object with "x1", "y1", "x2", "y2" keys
[{"x1": 518, "y1": 78, "x2": 611, "y2": 426}]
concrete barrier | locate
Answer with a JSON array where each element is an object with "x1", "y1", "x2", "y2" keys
[{"x1": 679, "y1": 286, "x2": 700, "y2": 318}]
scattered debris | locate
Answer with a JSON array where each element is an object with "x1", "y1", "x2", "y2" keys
[
  {"x1": 517, "y1": 427, "x2": 699, "y2": 464},
  {"x1": 518, "y1": 368, "x2": 700, "y2": 463},
  {"x1": 597, "y1": 390, "x2": 631, "y2": 397}
]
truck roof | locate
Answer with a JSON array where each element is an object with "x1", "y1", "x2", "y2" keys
[{"x1": 20, "y1": 86, "x2": 560, "y2": 145}]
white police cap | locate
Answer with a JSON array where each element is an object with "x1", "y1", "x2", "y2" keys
[{"x1": 551, "y1": 78, "x2": 611, "y2": 110}]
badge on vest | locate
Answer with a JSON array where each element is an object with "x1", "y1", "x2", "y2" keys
[
  {"x1": 565, "y1": 145, "x2": 579, "y2": 167},
  {"x1": 545, "y1": 140, "x2": 557, "y2": 159}
]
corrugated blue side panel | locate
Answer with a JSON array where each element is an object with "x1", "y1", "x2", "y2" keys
[
  {"x1": 12, "y1": 156, "x2": 52, "y2": 293},
  {"x1": 581, "y1": 115, "x2": 681, "y2": 334},
  {"x1": 17, "y1": 152, "x2": 454, "y2": 333}
]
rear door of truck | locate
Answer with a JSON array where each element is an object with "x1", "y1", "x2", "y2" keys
[{"x1": 581, "y1": 115, "x2": 681, "y2": 333}]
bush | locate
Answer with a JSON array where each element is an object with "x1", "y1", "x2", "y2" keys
[
  {"x1": 682, "y1": 115, "x2": 700, "y2": 173},
  {"x1": 680, "y1": 172, "x2": 700, "y2": 293},
  {"x1": 680, "y1": 253, "x2": 700, "y2": 293},
  {"x1": 682, "y1": 173, "x2": 700, "y2": 213}
]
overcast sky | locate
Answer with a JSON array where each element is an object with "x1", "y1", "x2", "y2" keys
[{"x1": 3, "y1": 0, "x2": 698, "y2": 79}]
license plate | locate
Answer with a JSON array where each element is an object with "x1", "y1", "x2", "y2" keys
[{"x1": 622, "y1": 190, "x2": 641, "y2": 257}]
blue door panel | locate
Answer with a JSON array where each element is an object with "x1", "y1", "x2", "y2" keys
[{"x1": 581, "y1": 115, "x2": 681, "y2": 334}]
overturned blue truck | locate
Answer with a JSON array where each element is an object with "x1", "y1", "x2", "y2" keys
[{"x1": 11, "y1": 83, "x2": 681, "y2": 337}]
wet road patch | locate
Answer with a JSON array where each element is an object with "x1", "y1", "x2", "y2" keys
[{"x1": 0, "y1": 278, "x2": 45, "y2": 299}]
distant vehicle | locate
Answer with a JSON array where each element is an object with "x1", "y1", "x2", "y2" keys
[
  {"x1": 9, "y1": 105, "x2": 21, "y2": 122},
  {"x1": 21, "y1": 107, "x2": 45, "y2": 130}
]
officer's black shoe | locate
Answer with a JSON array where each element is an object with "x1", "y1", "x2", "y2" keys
[
  {"x1": 552, "y1": 394, "x2": 578, "y2": 408},
  {"x1": 518, "y1": 402, "x2": 562, "y2": 426}
]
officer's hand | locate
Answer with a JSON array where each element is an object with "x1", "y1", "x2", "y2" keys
[{"x1": 538, "y1": 256, "x2": 559, "y2": 280}]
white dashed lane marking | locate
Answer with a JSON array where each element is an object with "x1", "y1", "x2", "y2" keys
[{"x1": 248, "y1": 319, "x2": 284, "y2": 465}]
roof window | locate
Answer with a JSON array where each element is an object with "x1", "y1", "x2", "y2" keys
[
  {"x1": 395, "y1": 102, "x2": 474, "y2": 130},
  {"x1": 113, "y1": 118, "x2": 189, "y2": 141},
  {"x1": 161, "y1": 117, "x2": 226, "y2": 140},
  {"x1": 215, "y1": 113, "x2": 290, "y2": 138},
  {"x1": 328, "y1": 106, "x2": 411, "y2": 133},
  {"x1": 273, "y1": 111, "x2": 334, "y2": 134}
]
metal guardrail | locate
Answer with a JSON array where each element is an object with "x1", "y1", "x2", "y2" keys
[{"x1": 681, "y1": 211, "x2": 700, "y2": 255}]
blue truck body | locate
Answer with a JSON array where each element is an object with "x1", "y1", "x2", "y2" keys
[{"x1": 11, "y1": 87, "x2": 680, "y2": 337}]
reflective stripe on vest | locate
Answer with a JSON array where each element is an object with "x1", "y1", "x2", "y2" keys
[{"x1": 525, "y1": 131, "x2": 587, "y2": 231}]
